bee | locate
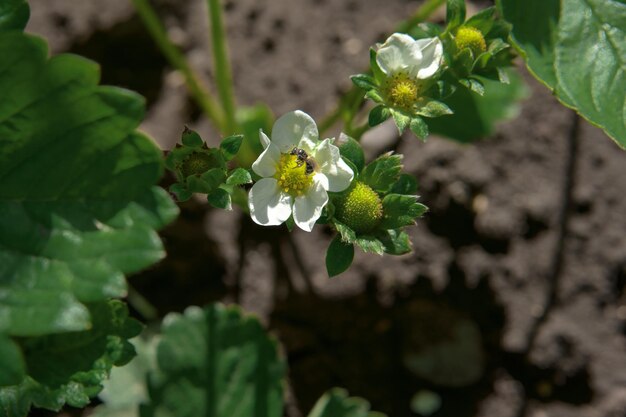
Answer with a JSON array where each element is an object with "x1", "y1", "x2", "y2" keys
[{"x1": 290, "y1": 147, "x2": 316, "y2": 175}]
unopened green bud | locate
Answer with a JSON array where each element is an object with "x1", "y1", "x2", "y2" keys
[
  {"x1": 455, "y1": 26, "x2": 486, "y2": 57},
  {"x1": 335, "y1": 181, "x2": 383, "y2": 234}
]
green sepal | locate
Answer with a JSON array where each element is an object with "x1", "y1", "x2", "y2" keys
[
  {"x1": 379, "y1": 229, "x2": 412, "y2": 255},
  {"x1": 207, "y1": 187, "x2": 232, "y2": 210},
  {"x1": 360, "y1": 153, "x2": 403, "y2": 194},
  {"x1": 459, "y1": 78, "x2": 485, "y2": 95},
  {"x1": 487, "y1": 38, "x2": 510, "y2": 56},
  {"x1": 355, "y1": 236, "x2": 384, "y2": 255},
  {"x1": 446, "y1": 0, "x2": 466, "y2": 30},
  {"x1": 341, "y1": 157, "x2": 360, "y2": 182},
  {"x1": 456, "y1": 47, "x2": 475, "y2": 72},
  {"x1": 365, "y1": 89, "x2": 384, "y2": 104},
  {"x1": 369, "y1": 47, "x2": 385, "y2": 83},
  {"x1": 390, "y1": 109, "x2": 411, "y2": 135},
  {"x1": 226, "y1": 167, "x2": 253, "y2": 186},
  {"x1": 325, "y1": 236, "x2": 355, "y2": 278},
  {"x1": 409, "y1": 22, "x2": 444, "y2": 39},
  {"x1": 285, "y1": 215, "x2": 295, "y2": 232},
  {"x1": 186, "y1": 167, "x2": 226, "y2": 194},
  {"x1": 416, "y1": 100, "x2": 453, "y2": 118},
  {"x1": 350, "y1": 74, "x2": 377, "y2": 91},
  {"x1": 220, "y1": 134, "x2": 244, "y2": 161},
  {"x1": 337, "y1": 133, "x2": 365, "y2": 173},
  {"x1": 379, "y1": 194, "x2": 428, "y2": 229},
  {"x1": 464, "y1": 6, "x2": 496, "y2": 33},
  {"x1": 181, "y1": 126, "x2": 204, "y2": 148},
  {"x1": 409, "y1": 117, "x2": 429, "y2": 140},
  {"x1": 390, "y1": 173, "x2": 418, "y2": 195},
  {"x1": 169, "y1": 183, "x2": 193, "y2": 202},
  {"x1": 368, "y1": 105, "x2": 391, "y2": 127},
  {"x1": 333, "y1": 220, "x2": 357, "y2": 244},
  {"x1": 496, "y1": 66, "x2": 510, "y2": 84}
]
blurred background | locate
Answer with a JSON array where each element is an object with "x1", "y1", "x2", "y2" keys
[{"x1": 27, "y1": 0, "x2": 626, "y2": 416}]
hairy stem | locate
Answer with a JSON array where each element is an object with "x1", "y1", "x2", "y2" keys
[
  {"x1": 207, "y1": 0, "x2": 238, "y2": 134},
  {"x1": 132, "y1": 0, "x2": 226, "y2": 132}
]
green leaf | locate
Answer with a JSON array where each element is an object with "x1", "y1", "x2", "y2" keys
[
  {"x1": 0, "y1": 33, "x2": 178, "y2": 338},
  {"x1": 337, "y1": 133, "x2": 365, "y2": 173},
  {"x1": 378, "y1": 230, "x2": 412, "y2": 256},
  {"x1": 360, "y1": 153, "x2": 403, "y2": 194},
  {"x1": 499, "y1": 0, "x2": 626, "y2": 147},
  {"x1": 379, "y1": 194, "x2": 428, "y2": 230},
  {"x1": 187, "y1": 167, "x2": 226, "y2": 193},
  {"x1": 226, "y1": 167, "x2": 252, "y2": 186},
  {"x1": 390, "y1": 173, "x2": 418, "y2": 195},
  {"x1": 446, "y1": 0, "x2": 466, "y2": 29},
  {"x1": 416, "y1": 100, "x2": 454, "y2": 118},
  {"x1": 140, "y1": 304, "x2": 286, "y2": 417},
  {"x1": 350, "y1": 74, "x2": 377, "y2": 91},
  {"x1": 409, "y1": 117, "x2": 429, "y2": 140},
  {"x1": 220, "y1": 134, "x2": 244, "y2": 160},
  {"x1": 464, "y1": 6, "x2": 495, "y2": 33},
  {"x1": 390, "y1": 109, "x2": 411, "y2": 134},
  {"x1": 326, "y1": 236, "x2": 354, "y2": 278},
  {"x1": 0, "y1": 336, "x2": 25, "y2": 386},
  {"x1": 427, "y1": 69, "x2": 528, "y2": 142},
  {"x1": 368, "y1": 105, "x2": 391, "y2": 127},
  {"x1": 459, "y1": 78, "x2": 485, "y2": 96},
  {"x1": 307, "y1": 388, "x2": 387, "y2": 417},
  {"x1": 0, "y1": 0, "x2": 29, "y2": 32},
  {"x1": 181, "y1": 126, "x2": 204, "y2": 148},
  {"x1": 354, "y1": 236, "x2": 384, "y2": 255},
  {"x1": 207, "y1": 187, "x2": 232, "y2": 210},
  {"x1": 0, "y1": 301, "x2": 142, "y2": 416}
]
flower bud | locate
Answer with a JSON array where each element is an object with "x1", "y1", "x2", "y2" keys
[{"x1": 335, "y1": 181, "x2": 383, "y2": 233}]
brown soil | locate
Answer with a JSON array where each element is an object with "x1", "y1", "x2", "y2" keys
[{"x1": 26, "y1": 1, "x2": 626, "y2": 417}]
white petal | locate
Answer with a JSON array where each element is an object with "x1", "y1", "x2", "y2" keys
[
  {"x1": 376, "y1": 33, "x2": 423, "y2": 75},
  {"x1": 248, "y1": 178, "x2": 293, "y2": 226},
  {"x1": 411, "y1": 37, "x2": 444, "y2": 79},
  {"x1": 271, "y1": 110, "x2": 319, "y2": 153},
  {"x1": 251, "y1": 142, "x2": 280, "y2": 177},
  {"x1": 313, "y1": 139, "x2": 354, "y2": 192},
  {"x1": 259, "y1": 129, "x2": 271, "y2": 149},
  {"x1": 292, "y1": 177, "x2": 329, "y2": 232}
]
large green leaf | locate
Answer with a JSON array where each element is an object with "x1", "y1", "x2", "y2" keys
[
  {"x1": 0, "y1": 32, "x2": 178, "y2": 337},
  {"x1": 0, "y1": 301, "x2": 142, "y2": 416},
  {"x1": 140, "y1": 304, "x2": 286, "y2": 417},
  {"x1": 0, "y1": 0, "x2": 29, "y2": 32},
  {"x1": 307, "y1": 388, "x2": 386, "y2": 417},
  {"x1": 427, "y1": 70, "x2": 528, "y2": 142},
  {"x1": 499, "y1": 0, "x2": 626, "y2": 148},
  {"x1": 0, "y1": 26, "x2": 177, "y2": 415}
]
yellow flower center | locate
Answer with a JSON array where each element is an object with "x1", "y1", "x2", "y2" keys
[
  {"x1": 384, "y1": 72, "x2": 421, "y2": 111},
  {"x1": 455, "y1": 26, "x2": 487, "y2": 57},
  {"x1": 274, "y1": 153, "x2": 314, "y2": 196},
  {"x1": 335, "y1": 181, "x2": 383, "y2": 234}
]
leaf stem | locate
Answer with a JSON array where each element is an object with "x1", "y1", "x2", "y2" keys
[
  {"x1": 207, "y1": 0, "x2": 238, "y2": 134},
  {"x1": 131, "y1": 0, "x2": 226, "y2": 132}
]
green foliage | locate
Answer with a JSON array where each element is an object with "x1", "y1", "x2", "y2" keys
[
  {"x1": 379, "y1": 194, "x2": 428, "y2": 230},
  {"x1": 499, "y1": 0, "x2": 626, "y2": 147},
  {"x1": 0, "y1": 0, "x2": 28, "y2": 32},
  {"x1": 0, "y1": 301, "x2": 142, "y2": 416},
  {"x1": 359, "y1": 153, "x2": 403, "y2": 194},
  {"x1": 0, "y1": 11, "x2": 176, "y2": 415},
  {"x1": 308, "y1": 388, "x2": 386, "y2": 417},
  {"x1": 219, "y1": 134, "x2": 244, "y2": 160},
  {"x1": 140, "y1": 304, "x2": 285, "y2": 417},
  {"x1": 326, "y1": 236, "x2": 355, "y2": 278},
  {"x1": 426, "y1": 69, "x2": 528, "y2": 142},
  {"x1": 337, "y1": 134, "x2": 365, "y2": 173},
  {"x1": 445, "y1": 0, "x2": 466, "y2": 30},
  {"x1": 235, "y1": 104, "x2": 275, "y2": 167}
]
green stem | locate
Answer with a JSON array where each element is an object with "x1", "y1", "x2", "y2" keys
[
  {"x1": 131, "y1": 0, "x2": 226, "y2": 132},
  {"x1": 207, "y1": 0, "x2": 238, "y2": 134},
  {"x1": 318, "y1": 0, "x2": 446, "y2": 137}
]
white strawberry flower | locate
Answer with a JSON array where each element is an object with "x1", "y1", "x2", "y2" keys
[{"x1": 248, "y1": 110, "x2": 354, "y2": 232}]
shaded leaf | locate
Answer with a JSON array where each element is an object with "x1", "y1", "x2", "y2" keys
[
  {"x1": 350, "y1": 74, "x2": 377, "y2": 91},
  {"x1": 446, "y1": 0, "x2": 466, "y2": 29},
  {"x1": 378, "y1": 230, "x2": 412, "y2": 256},
  {"x1": 140, "y1": 304, "x2": 286, "y2": 417},
  {"x1": 390, "y1": 174, "x2": 418, "y2": 195},
  {"x1": 0, "y1": 0, "x2": 29, "y2": 32},
  {"x1": 368, "y1": 105, "x2": 391, "y2": 127},
  {"x1": 326, "y1": 236, "x2": 354, "y2": 278},
  {"x1": 220, "y1": 134, "x2": 244, "y2": 160},
  {"x1": 207, "y1": 187, "x2": 232, "y2": 210}
]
